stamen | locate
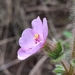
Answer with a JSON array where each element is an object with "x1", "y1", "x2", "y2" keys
[
  {"x1": 34, "y1": 34, "x2": 39, "y2": 39},
  {"x1": 34, "y1": 34, "x2": 40, "y2": 44}
]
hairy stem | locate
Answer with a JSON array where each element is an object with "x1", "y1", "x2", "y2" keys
[
  {"x1": 61, "y1": 60, "x2": 69, "y2": 73},
  {"x1": 67, "y1": 38, "x2": 75, "y2": 75},
  {"x1": 68, "y1": 65, "x2": 74, "y2": 75},
  {"x1": 68, "y1": 0, "x2": 75, "y2": 75}
]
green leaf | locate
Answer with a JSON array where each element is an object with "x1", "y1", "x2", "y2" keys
[
  {"x1": 63, "y1": 31, "x2": 72, "y2": 38},
  {"x1": 48, "y1": 41, "x2": 63, "y2": 60},
  {"x1": 52, "y1": 53, "x2": 64, "y2": 63},
  {"x1": 53, "y1": 65, "x2": 65, "y2": 74},
  {"x1": 56, "y1": 65, "x2": 64, "y2": 68},
  {"x1": 54, "y1": 69, "x2": 64, "y2": 74},
  {"x1": 54, "y1": 41, "x2": 62, "y2": 54}
]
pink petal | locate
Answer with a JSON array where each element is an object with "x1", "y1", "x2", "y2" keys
[
  {"x1": 17, "y1": 43, "x2": 43, "y2": 60},
  {"x1": 31, "y1": 16, "x2": 43, "y2": 40},
  {"x1": 19, "y1": 28, "x2": 35, "y2": 49},
  {"x1": 43, "y1": 18, "x2": 48, "y2": 40},
  {"x1": 17, "y1": 48, "x2": 31, "y2": 60},
  {"x1": 26, "y1": 43, "x2": 43, "y2": 54}
]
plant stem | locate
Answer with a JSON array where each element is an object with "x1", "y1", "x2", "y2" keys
[
  {"x1": 67, "y1": 65, "x2": 74, "y2": 75},
  {"x1": 66, "y1": 37, "x2": 75, "y2": 75},
  {"x1": 68, "y1": 0, "x2": 75, "y2": 74},
  {"x1": 61, "y1": 60, "x2": 69, "y2": 73},
  {"x1": 72, "y1": 38, "x2": 75, "y2": 58},
  {"x1": 67, "y1": 38, "x2": 75, "y2": 75}
]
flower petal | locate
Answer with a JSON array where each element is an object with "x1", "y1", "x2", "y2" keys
[
  {"x1": 31, "y1": 16, "x2": 43, "y2": 40},
  {"x1": 17, "y1": 48, "x2": 30, "y2": 60},
  {"x1": 43, "y1": 18, "x2": 48, "y2": 40},
  {"x1": 26, "y1": 42, "x2": 43, "y2": 54},
  {"x1": 19, "y1": 28, "x2": 35, "y2": 49},
  {"x1": 17, "y1": 43, "x2": 43, "y2": 60}
]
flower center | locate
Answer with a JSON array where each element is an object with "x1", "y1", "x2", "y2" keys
[{"x1": 34, "y1": 34, "x2": 40, "y2": 44}]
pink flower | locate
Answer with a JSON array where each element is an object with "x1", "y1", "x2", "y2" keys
[{"x1": 17, "y1": 16, "x2": 48, "y2": 60}]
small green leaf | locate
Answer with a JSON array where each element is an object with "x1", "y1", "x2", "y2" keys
[
  {"x1": 53, "y1": 65, "x2": 65, "y2": 74},
  {"x1": 54, "y1": 41, "x2": 62, "y2": 54},
  {"x1": 52, "y1": 53, "x2": 64, "y2": 63},
  {"x1": 48, "y1": 41, "x2": 63, "y2": 61},
  {"x1": 56, "y1": 65, "x2": 63, "y2": 68},
  {"x1": 54, "y1": 69, "x2": 64, "y2": 74},
  {"x1": 63, "y1": 31, "x2": 72, "y2": 38}
]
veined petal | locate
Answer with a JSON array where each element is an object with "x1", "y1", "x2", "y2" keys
[
  {"x1": 43, "y1": 18, "x2": 48, "y2": 40},
  {"x1": 19, "y1": 28, "x2": 35, "y2": 49},
  {"x1": 31, "y1": 16, "x2": 43, "y2": 40},
  {"x1": 17, "y1": 43, "x2": 43, "y2": 60}
]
